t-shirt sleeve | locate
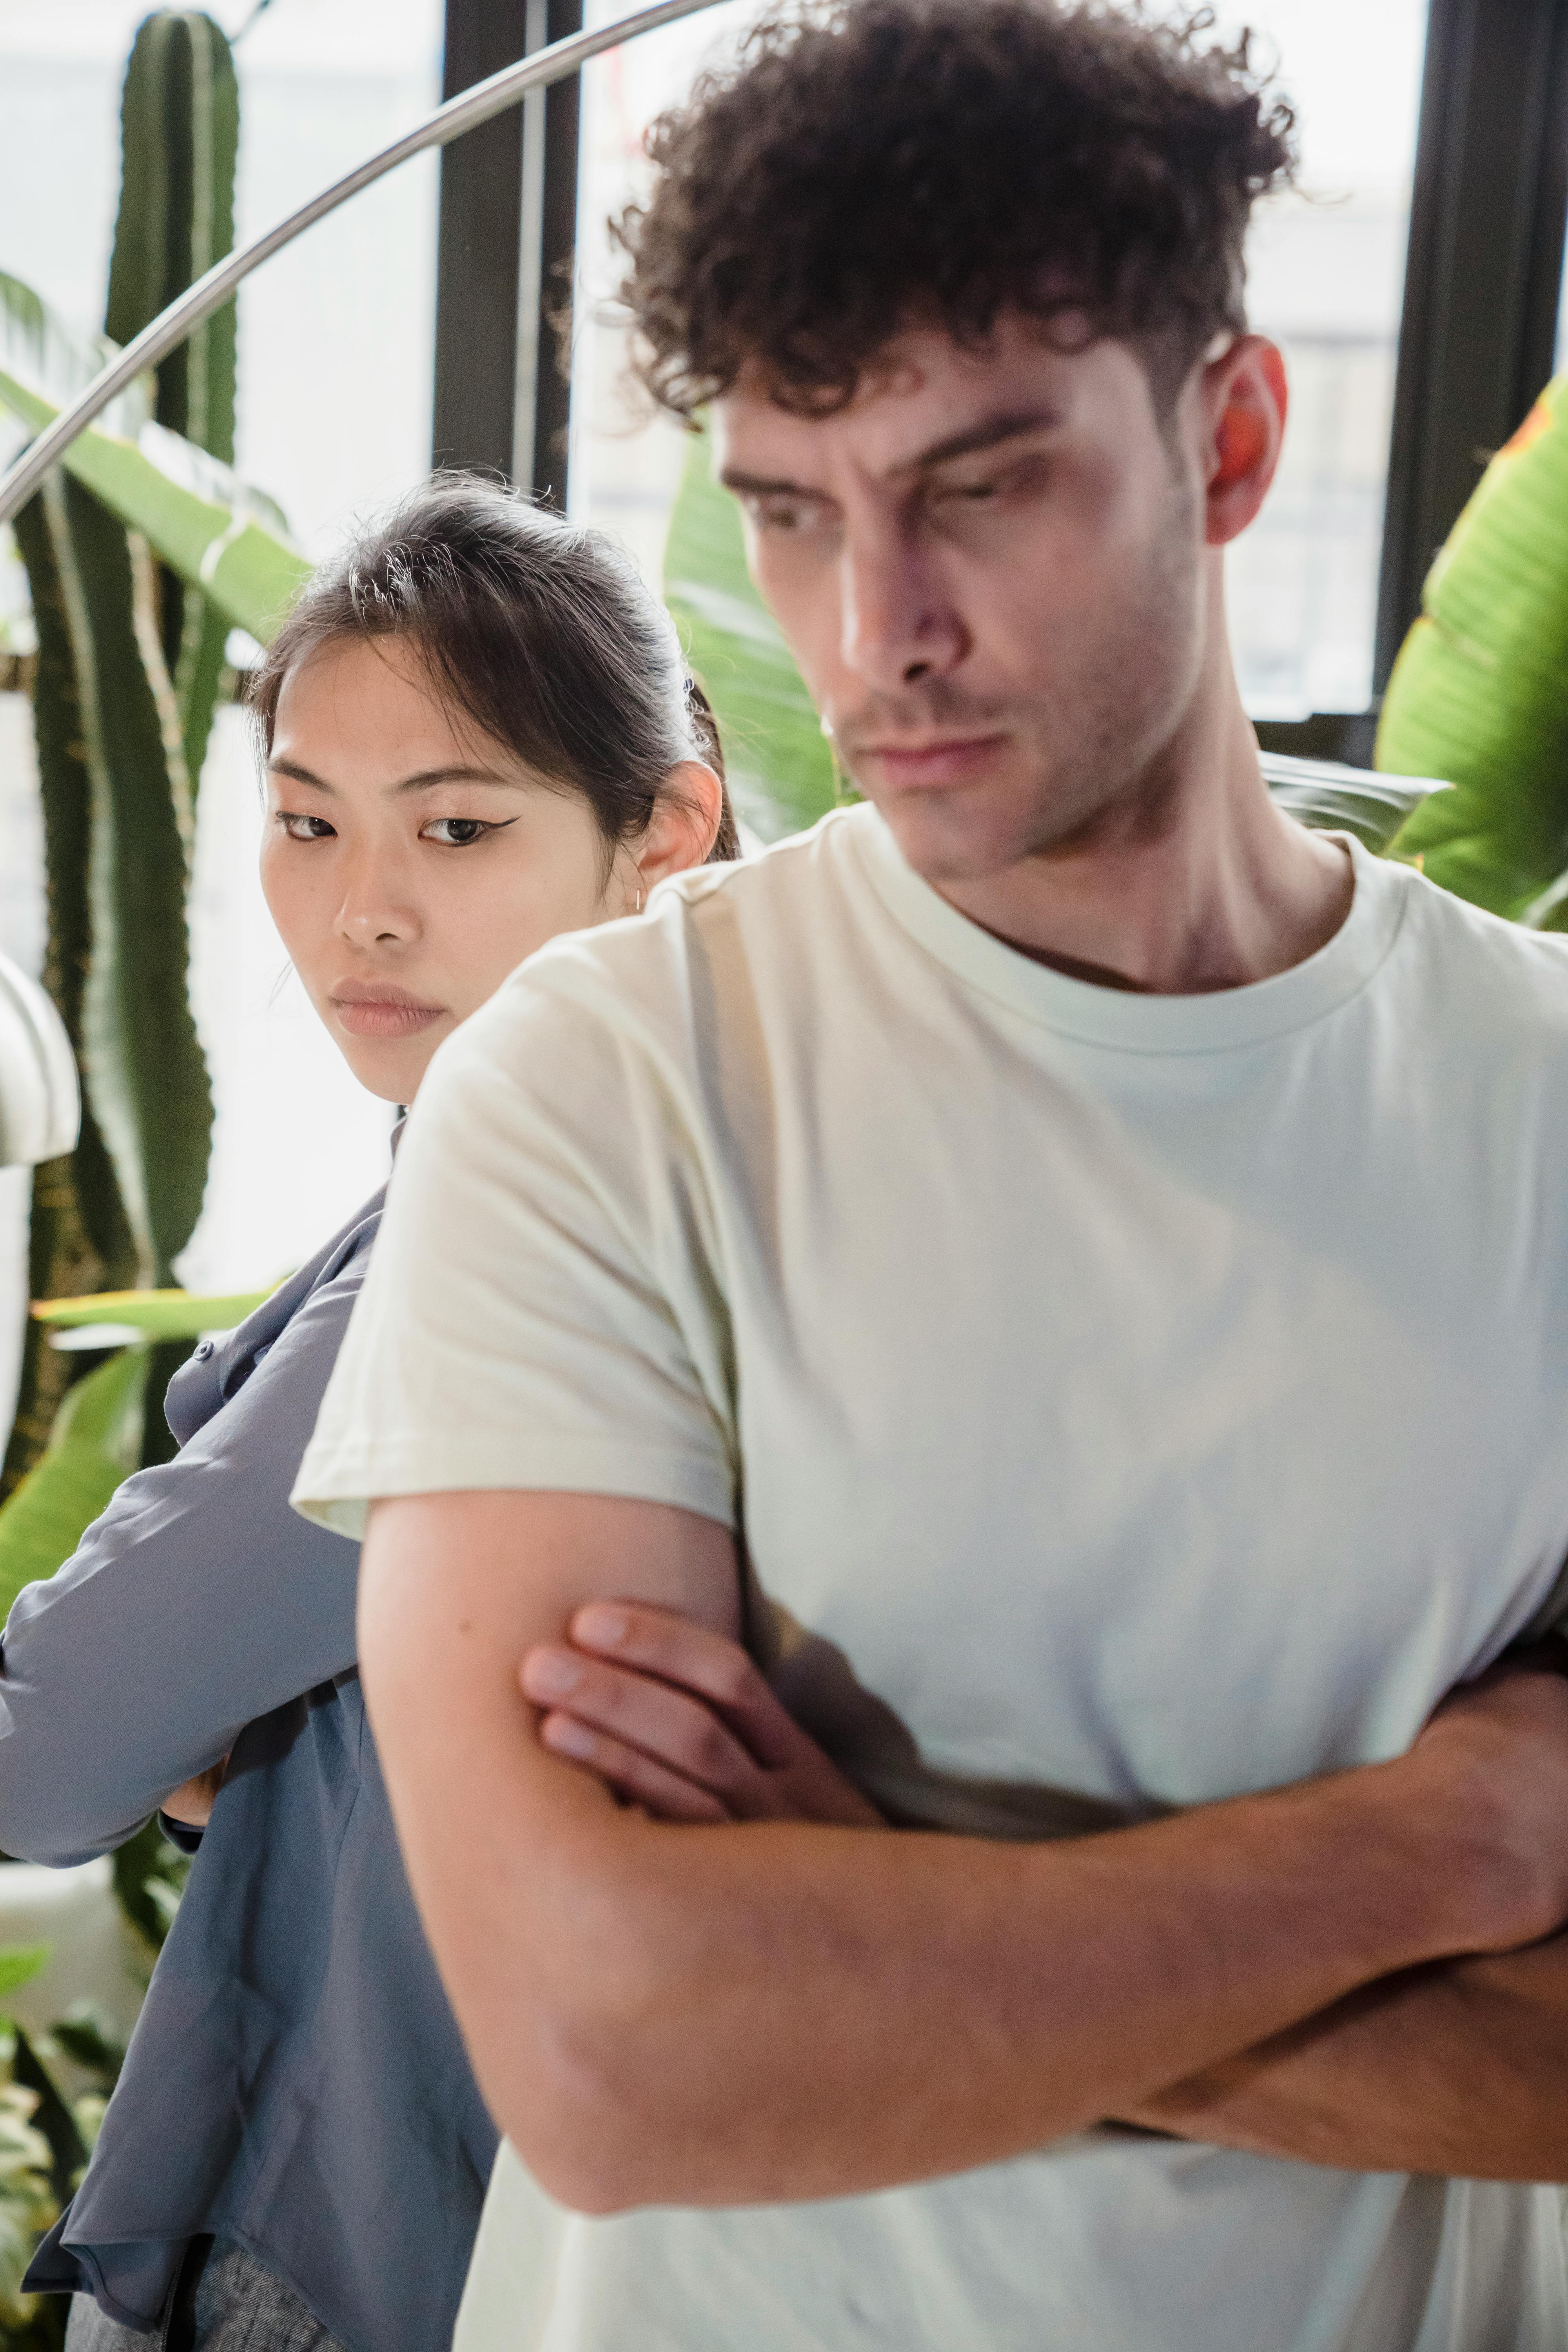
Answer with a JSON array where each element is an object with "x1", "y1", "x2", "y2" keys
[{"x1": 292, "y1": 946, "x2": 738, "y2": 1539}]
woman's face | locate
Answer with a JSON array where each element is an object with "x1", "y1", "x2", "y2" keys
[{"x1": 260, "y1": 633, "x2": 704, "y2": 1103}]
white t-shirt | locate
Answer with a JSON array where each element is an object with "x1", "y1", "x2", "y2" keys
[{"x1": 296, "y1": 805, "x2": 1568, "y2": 2352}]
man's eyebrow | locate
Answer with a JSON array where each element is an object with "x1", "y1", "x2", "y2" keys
[
  {"x1": 896, "y1": 408, "x2": 1064, "y2": 475},
  {"x1": 719, "y1": 409, "x2": 1063, "y2": 502},
  {"x1": 267, "y1": 759, "x2": 521, "y2": 797}
]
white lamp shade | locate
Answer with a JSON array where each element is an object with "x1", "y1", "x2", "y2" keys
[{"x1": 0, "y1": 951, "x2": 78, "y2": 1170}]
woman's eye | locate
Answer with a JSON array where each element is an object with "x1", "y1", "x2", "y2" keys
[
  {"x1": 278, "y1": 811, "x2": 336, "y2": 842},
  {"x1": 421, "y1": 817, "x2": 495, "y2": 848}
]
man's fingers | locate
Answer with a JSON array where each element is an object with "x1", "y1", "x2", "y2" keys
[
  {"x1": 567, "y1": 1600, "x2": 803, "y2": 1770},
  {"x1": 537, "y1": 1711, "x2": 731, "y2": 1823},
  {"x1": 522, "y1": 1643, "x2": 779, "y2": 1810}
]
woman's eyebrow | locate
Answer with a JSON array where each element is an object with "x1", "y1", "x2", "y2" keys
[
  {"x1": 269, "y1": 757, "x2": 334, "y2": 793},
  {"x1": 390, "y1": 765, "x2": 521, "y2": 795},
  {"x1": 267, "y1": 759, "x2": 523, "y2": 795}
]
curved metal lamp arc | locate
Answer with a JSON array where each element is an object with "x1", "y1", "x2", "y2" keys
[{"x1": 0, "y1": 0, "x2": 727, "y2": 529}]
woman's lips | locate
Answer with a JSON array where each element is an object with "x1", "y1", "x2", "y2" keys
[{"x1": 330, "y1": 991, "x2": 447, "y2": 1039}]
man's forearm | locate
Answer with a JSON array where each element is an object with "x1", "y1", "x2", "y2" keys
[
  {"x1": 1122, "y1": 1935, "x2": 1568, "y2": 2180},
  {"x1": 359, "y1": 1492, "x2": 1568, "y2": 2215}
]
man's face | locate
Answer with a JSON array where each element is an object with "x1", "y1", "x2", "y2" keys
[{"x1": 713, "y1": 316, "x2": 1227, "y2": 885}]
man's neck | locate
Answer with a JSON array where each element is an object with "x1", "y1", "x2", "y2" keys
[{"x1": 935, "y1": 692, "x2": 1354, "y2": 998}]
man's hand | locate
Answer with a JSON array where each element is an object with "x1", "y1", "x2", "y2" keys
[
  {"x1": 360, "y1": 1490, "x2": 1568, "y2": 2212},
  {"x1": 528, "y1": 1614, "x2": 1568, "y2": 2180},
  {"x1": 1345, "y1": 1649, "x2": 1568, "y2": 1956},
  {"x1": 521, "y1": 1603, "x2": 880, "y2": 1826}
]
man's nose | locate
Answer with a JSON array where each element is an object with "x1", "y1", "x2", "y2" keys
[{"x1": 840, "y1": 525, "x2": 967, "y2": 691}]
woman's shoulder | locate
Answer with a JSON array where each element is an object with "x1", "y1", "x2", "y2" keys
[{"x1": 168, "y1": 1183, "x2": 389, "y2": 1442}]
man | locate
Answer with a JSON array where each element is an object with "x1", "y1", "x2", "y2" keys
[{"x1": 295, "y1": 5, "x2": 1568, "y2": 2346}]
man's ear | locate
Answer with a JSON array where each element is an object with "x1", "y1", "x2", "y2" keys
[
  {"x1": 634, "y1": 761, "x2": 726, "y2": 892},
  {"x1": 1202, "y1": 337, "x2": 1288, "y2": 547}
]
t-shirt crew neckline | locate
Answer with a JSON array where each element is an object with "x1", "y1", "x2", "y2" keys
[{"x1": 849, "y1": 804, "x2": 1407, "y2": 1056}]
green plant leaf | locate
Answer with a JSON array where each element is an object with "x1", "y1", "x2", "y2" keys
[
  {"x1": 111, "y1": 1819, "x2": 189, "y2": 1957},
  {"x1": 663, "y1": 428, "x2": 841, "y2": 844},
  {"x1": 1257, "y1": 754, "x2": 1446, "y2": 853},
  {"x1": 0, "y1": 1952, "x2": 49, "y2": 2005},
  {"x1": 47, "y1": 2006, "x2": 125, "y2": 2094},
  {"x1": 1377, "y1": 372, "x2": 1568, "y2": 917},
  {"x1": 33, "y1": 1287, "x2": 268, "y2": 1337},
  {"x1": 0, "y1": 1347, "x2": 150, "y2": 1619},
  {"x1": 8, "y1": 2028, "x2": 85, "y2": 2211},
  {"x1": 0, "y1": 362, "x2": 309, "y2": 647}
]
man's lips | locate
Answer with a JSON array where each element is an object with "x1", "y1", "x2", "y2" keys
[
  {"x1": 329, "y1": 987, "x2": 447, "y2": 1039},
  {"x1": 853, "y1": 733, "x2": 1011, "y2": 789}
]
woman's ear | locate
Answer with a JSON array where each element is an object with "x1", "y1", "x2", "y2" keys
[{"x1": 630, "y1": 761, "x2": 726, "y2": 900}]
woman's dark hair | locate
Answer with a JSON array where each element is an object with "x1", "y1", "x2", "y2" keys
[
  {"x1": 249, "y1": 476, "x2": 739, "y2": 864},
  {"x1": 617, "y1": 0, "x2": 1296, "y2": 417}
]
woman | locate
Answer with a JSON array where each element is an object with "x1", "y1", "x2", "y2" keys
[{"x1": 0, "y1": 477, "x2": 738, "y2": 2352}]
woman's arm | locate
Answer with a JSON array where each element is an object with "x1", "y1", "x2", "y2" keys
[{"x1": 0, "y1": 1259, "x2": 370, "y2": 1866}]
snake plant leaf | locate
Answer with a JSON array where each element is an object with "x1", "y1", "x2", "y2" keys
[
  {"x1": 0, "y1": 1347, "x2": 150, "y2": 1619},
  {"x1": 1257, "y1": 754, "x2": 1446, "y2": 852},
  {"x1": 33, "y1": 1288, "x2": 269, "y2": 1338},
  {"x1": 0, "y1": 364, "x2": 309, "y2": 647},
  {"x1": 664, "y1": 427, "x2": 842, "y2": 843},
  {"x1": 107, "y1": 11, "x2": 241, "y2": 787},
  {"x1": 1377, "y1": 373, "x2": 1568, "y2": 920}
]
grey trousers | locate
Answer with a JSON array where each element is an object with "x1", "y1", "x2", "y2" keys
[{"x1": 64, "y1": 2238, "x2": 347, "y2": 2352}]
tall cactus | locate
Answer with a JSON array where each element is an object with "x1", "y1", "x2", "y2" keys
[
  {"x1": 106, "y1": 9, "x2": 239, "y2": 800},
  {"x1": 2, "y1": 11, "x2": 235, "y2": 1498}
]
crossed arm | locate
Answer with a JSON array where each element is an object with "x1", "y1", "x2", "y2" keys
[
  {"x1": 521, "y1": 1582, "x2": 1568, "y2": 2181},
  {"x1": 358, "y1": 1489, "x2": 1568, "y2": 2211}
]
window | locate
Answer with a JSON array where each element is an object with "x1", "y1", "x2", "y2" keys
[{"x1": 1223, "y1": 0, "x2": 1431, "y2": 719}]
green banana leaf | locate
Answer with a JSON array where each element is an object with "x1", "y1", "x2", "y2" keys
[
  {"x1": 107, "y1": 11, "x2": 241, "y2": 787},
  {"x1": 663, "y1": 428, "x2": 842, "y2": 842},
  {"x1": 33, "y1": 1287, "x2": 269, "y2": 1337},
  {"x1": 1378, "y1": 372, "x2": 1568, "y2": 920},
  {"x1": 0, "y1": 1348, "x2": 150, "y2": 1619},
  {"x1": 0, "y1": 362, "x2": 309, "y2": 648}
]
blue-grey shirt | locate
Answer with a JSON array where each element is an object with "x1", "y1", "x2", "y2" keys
[{"x1": 0, "y1": 1193, "x2": 497, "y2": 2351}]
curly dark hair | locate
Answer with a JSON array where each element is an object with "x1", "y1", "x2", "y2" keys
[{"x1": 615, "y1": 0, "x2": 1296, "y2": 416}]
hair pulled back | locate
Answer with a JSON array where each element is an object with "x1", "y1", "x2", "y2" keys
[{"x1": 249, "y1": 475, "x2": 738, "y2": 863}]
